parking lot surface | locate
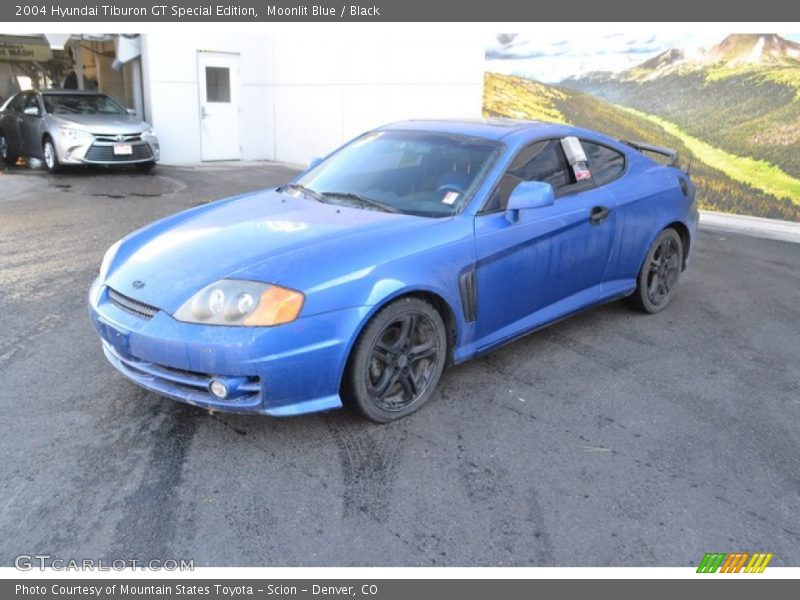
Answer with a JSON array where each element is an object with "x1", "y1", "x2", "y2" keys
[{"x1": 1, "y1": 163, "x2": 799, "y2": 567}]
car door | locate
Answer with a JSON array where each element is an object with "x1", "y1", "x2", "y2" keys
[
  {"x1": 472, "y1": 139, "x2": 618, "y2": 348},
  {"x1": 1, "y1": 92, "x2": 25, "y2": 155},
  {"x1": 19, "y1": 92, "x2": 43, "y2": 157}
]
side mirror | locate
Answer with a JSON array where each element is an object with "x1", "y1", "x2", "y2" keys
[
  {"x1": 126, "y1": 108, "x2": 136, "y2": 115},
  {"x1": 505, "y1": 181, "x2": 555, "y2": 223},
  {"x1": 307, "y1": 156, "x2": 323, "y2": 170},
  {"x1": 23, "y1": 106, "x2": 40, "y2": 117}
]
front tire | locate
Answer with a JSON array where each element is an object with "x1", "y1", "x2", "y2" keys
[
  {"x1": 0, "y1": 131, "x2": 18, "y2": 167},
  {"x1": 42, "y1": 137, "x2": 61, "y2": 173},
  {"x1": 628, "y1": 228, "x2": 684, "y2": 314},
  {"x1": 343, "y1": 297, "x2": 448, "y2": 423}
]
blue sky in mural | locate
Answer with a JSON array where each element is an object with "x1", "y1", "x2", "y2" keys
[{"x1": 485, "y1": 32, "x2": 800, "y2": 82}]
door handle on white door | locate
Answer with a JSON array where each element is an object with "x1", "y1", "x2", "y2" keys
[{"x1": 200, "y1": 105, "x2": 208, "y2": 119}]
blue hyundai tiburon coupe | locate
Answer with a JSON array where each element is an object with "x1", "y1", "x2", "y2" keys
[{"x1": 89, "y1": 119, "x2": 698, "y2": 422}]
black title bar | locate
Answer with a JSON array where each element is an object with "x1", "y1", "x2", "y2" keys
[{"x1": 1, "y1": 0, "x2": 799, "y2": 22}]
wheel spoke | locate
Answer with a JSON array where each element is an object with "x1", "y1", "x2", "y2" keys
[
  {"x1": 371, "y1": 367, "x2": 399, "y2": 399},
  {"x1": 409, "y1": 340, "x2": 435, "y2": 361},
  {"x1": 372, "y1": 342, "x2": 394, "y2": 364},
  {"x1": 398, "y1": 371, "x2": 418, "y2": 400},
  {"x1": 648, "y1": 273, "x2": 660, "y2": 296},
  {"x1": 395, "y1": 314, "x2": 416, "y2": 348}
]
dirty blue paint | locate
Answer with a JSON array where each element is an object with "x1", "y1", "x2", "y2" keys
[{"x1": 88, "y1": 119, "x2": 697, "y2": 415}]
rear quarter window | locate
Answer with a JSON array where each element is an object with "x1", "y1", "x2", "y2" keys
[{"x1": 582, "y1": 141, "x2": 625, "y2": 186}]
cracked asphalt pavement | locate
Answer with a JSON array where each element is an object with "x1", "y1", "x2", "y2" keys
[{"x1": 1, "y1": 163, "x2": 799, "y2": 567}]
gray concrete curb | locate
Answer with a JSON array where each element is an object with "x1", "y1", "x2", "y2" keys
[{"x1": 700, "y1": 210, "x2": 800, "y2": 244}]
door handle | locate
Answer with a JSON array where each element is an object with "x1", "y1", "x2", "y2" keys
[
  {"x1": 590, "y1": 205, "x2": 610, "y2": 225},
  {"x1": 200, "y1": 105, "x2": 208, "y2": 119}
]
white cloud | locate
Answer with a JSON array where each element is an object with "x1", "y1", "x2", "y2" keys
[{"x1": 485, "y1": 32, "x2": 724, "y2": 82}]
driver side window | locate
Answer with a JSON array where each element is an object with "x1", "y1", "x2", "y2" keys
[
  {"x1": 23, "y1": 93, "x2": 40, "y2": 114},
  {"x1": 9, "y1": 93, "x2": 29, "y2": 113},
  {"x1": 483, "y1": 140, "x2": 571, "y2": 212}
]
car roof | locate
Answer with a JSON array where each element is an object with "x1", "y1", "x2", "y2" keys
[
  {"x1": 378, "y1": 118, "x2": 599, "y2": 144},
  {"x1": 38, "y1": 89, "x2": 105, "y2": 95}
]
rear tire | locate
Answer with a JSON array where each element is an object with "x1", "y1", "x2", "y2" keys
[
  {"x1": 0, "y1": 131, "x2": 17, "y2": 167},
  {"x1": 343, "y1": 297, "x2": 447, "y2": 423},
  {"x1": 628, "y1": 228, "x2": 684, "y2": 314}
]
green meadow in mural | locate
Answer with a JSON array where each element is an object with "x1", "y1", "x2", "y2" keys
[{"x1": 484, "y1": 33, "x2": 800, "y2": 221}]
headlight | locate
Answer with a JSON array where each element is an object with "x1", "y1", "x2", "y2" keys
[
  {"x1": 143, "y1": 126, "x2": 156, "y2": 138},
  {"x1": 173, "y1": 280, "x2": 304, "y2": 327},
  {"x1": 99, "y1": 240, "x2": 121, "y2": 281},
  {"x1": 59, "y1": 126, "x2": 93, "y2": 141}
]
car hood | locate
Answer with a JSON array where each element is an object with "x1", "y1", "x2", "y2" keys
[
  {"x1": 48, "y1": 113, "x2": 149, "y2": 133},
  {"x1": 106, "y1": 189, "x2": 433, "y2": 312}
]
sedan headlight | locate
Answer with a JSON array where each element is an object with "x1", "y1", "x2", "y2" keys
[
  {"x1": 174, "y1": 280, "x2": 304, "y2": 327},
  {"x1": 143, "y1": 126, "x2": 157, "y2": 138},
  {"x1": 59, "y1": 126, "x2": 93, "y2": 141}
]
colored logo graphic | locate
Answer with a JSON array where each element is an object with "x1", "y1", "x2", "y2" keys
[{"x1": 697, "y1": 552, "x2": 773, "y2": 573}]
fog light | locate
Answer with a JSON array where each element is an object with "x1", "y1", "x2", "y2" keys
[{"x1": 209, "y1": 379, "x2": 228, "y2": 399}]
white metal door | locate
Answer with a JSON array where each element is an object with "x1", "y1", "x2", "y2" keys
[{"x1": 197, "y1": 52, "x2": 240, "y2": 161}]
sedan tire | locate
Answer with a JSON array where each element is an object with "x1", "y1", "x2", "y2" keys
[
  {"x1": 42, "y1": 137, "x2": 62, "y2": 173},
  {"x1": 344, "y1": 297, "x2": 447, "y2": 423},
  {"x1": 0, "y1": 131, "x2": 17, "y2": 167},
  {"x1": 628, "y1": 227, "x2": 684, "y2": 314}
]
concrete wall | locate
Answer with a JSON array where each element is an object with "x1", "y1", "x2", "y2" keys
[{"x1": 141, "y1": 33, "x2": 484, "y2": 165}]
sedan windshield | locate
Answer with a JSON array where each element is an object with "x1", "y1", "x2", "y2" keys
[
  {"x1": 294, "y1": 130, "x2": 501, "y2": 217},
  {"x1": 43, "y1": 93, "x2": 127, "y2": 116}
]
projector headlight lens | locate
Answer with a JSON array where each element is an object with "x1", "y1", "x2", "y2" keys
[{"x1": 174, "y1": 280, "x2": 304, "y2": 326}]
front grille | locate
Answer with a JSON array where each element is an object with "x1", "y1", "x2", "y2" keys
[
  {"x1": 108, "y1": 288, "x2": 159, "y2": 319},
  {"x1": 85, "y1": 142, "x2": 152, "y2": 162},
  {"x1": 102, "y1": 342, "x2": 262, "y2": 406},
  {"x1": 93, "y1": 133, "x2": 143, "y2": 143}
]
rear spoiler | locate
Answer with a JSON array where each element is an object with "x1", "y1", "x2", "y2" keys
[{"x1": 620, "y1": 139, "x2": 679, "y2": 168}]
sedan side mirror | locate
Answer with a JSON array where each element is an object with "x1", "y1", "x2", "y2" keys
[
  {"x1": 307, "y1": 156, "x2": 323, "y2": 170},
  {"x1": 505, "y1": 181, "x2": 555, "y2": 223},
  {"x1": 23, "y1": 106, "x2": 40, "y2": 117},
  {"x1": 126, "y1": 108, "x2": 136, "y2": 115}
]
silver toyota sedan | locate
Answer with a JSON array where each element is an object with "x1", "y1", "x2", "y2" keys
[{"x1": 0, "y1": 89, "x2": 159, "y2": 173}]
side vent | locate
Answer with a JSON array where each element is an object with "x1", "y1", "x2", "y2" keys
[
  {"x1": 458, "y1": 268, "x2": 477, "y2": 322},
  {"x1": 679, "y1": 176, "x2": 689, "y2": 198}
]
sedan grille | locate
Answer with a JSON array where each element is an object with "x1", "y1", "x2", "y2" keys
[
  {"x1": 108, "y1": 288, "x2": 159, "y2": 319},
  {"x1": 93, "y1": 133, "x2": 143, "y2": 142},
  {"x1": 85, "y1": 143, "x2": 152, "y2": 162}
]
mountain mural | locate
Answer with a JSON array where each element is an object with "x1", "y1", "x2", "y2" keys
[{"x1": 485, "y1": 34, "x2": 800, "y2": 221}]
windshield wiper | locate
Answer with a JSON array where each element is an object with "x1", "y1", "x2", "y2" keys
[
  {"x1": 278, "y1": 184, "x2": 326, "y2": 203},
  {"x1": 320, "y1": 191, "x2": 400, "y2": 213}
]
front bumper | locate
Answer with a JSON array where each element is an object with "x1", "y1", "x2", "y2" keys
[
  {"x1": 88, "y1": 280, "x2": 368, "y2": 416},
  {"x1": 55, "y1": 134, "x2": 159, "y2": 165}
]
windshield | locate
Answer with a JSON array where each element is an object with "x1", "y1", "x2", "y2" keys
[
  {"x1": 294, "y1": 130, "x2": 501, "y2": 217},
  {"x1": 43, "y1": 93, "x2": 127, "y2": 116}
]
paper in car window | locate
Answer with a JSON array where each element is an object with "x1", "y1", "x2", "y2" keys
[{"x1": 442, "y1": 191, "x2": 460, "y2": 205}]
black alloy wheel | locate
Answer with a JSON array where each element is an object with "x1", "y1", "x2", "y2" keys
[
  {"x1": 629, "y1": 228, "x2": 684, "y2": 314},
  {"x1": 344, "y1": 297, "x2": 447, "y2": 422}
]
